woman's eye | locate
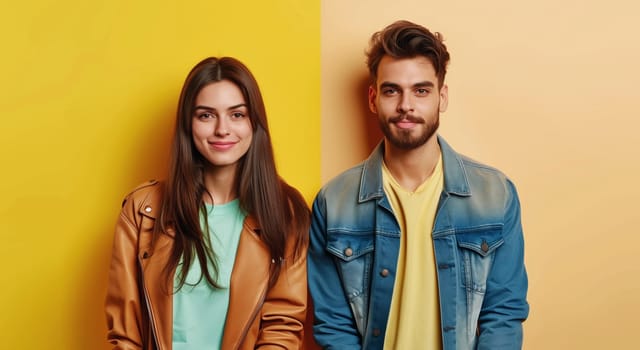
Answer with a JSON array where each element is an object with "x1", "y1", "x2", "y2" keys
[
  {"x1": 198, "y1": 112, "x2": 213, "y2": 119},
  {"x1": 231, "y1": 112, "x2": 245, "y2": 119}
]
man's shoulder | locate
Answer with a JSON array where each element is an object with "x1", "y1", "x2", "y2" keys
[
  {"x1": 458, "y1": 154, "x2": 509, "y2": 180},
  {"x1": 326, "y1": 162, "x2": 365, "y2": 185},
  {"x1": 316, "y1": 162, "x2": 366, "y2": 199},
  {"x1": 439, "y1": 135, "x2": 512, "y2": 187},
  {"x1": 452, "y1": 152, "x2": 518, "y2": 200}
]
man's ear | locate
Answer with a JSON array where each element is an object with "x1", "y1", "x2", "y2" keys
[
  {"x1": 439, "y1": 84, "x2": 449, "y2": 113},
  {"x1": 368, "y1": 85, "x2": 378, "y2": 114}
]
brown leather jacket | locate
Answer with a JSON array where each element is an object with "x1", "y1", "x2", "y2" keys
[{"x1": 105, "y1": 180, "x2": 309, "y2": 350}]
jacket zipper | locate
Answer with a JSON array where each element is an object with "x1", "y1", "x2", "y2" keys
[
  {"x1": 139, "y1": 256, "x2": 162, "y2": 350},
  {"x1": 234, "y1": 285, "x2": 268, "y2": 350}
]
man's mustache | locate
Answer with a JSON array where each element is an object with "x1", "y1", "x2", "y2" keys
[{"x1": 388, "y1": 115, "x2": 425, "y2": 124}]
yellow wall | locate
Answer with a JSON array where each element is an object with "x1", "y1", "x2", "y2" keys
[
  {"x1": 321, "y1": 0, "x2": 640, "y2": 348},
  {"x1": 4, "y1": 0, "x2": 639, "y2": 348},
  {"x1": 0, "y1": 1, "x2": 319, "y2": 348}
]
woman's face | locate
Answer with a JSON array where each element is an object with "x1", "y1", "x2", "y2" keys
[{"x1": 191, "y1": 80, "x2": 253, "y2": 173}]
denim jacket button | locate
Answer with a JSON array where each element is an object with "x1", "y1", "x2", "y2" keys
[
  {"x1": 372, "y1": 328, "x2": 381, "y2": 337},
  {"x1": 344, "y1": 248, "x2": 353, "y2": 257},
  {"x1": 481, "y1": 241, "x2": 489, "y2": 253},
  {"x1": 380, "y1": 268, "x2": 389, "y2": 277}
]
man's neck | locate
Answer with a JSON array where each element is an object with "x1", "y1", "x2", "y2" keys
[{"x1": 383, "y1": 136, "x2": 441, "y2": 192}]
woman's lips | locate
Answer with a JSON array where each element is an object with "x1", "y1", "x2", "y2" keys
[{"x1": 209, "y1": 141, "x2": 236, "y2": 150}]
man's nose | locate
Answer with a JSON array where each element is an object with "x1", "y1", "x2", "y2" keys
[{"x1": 397, "y1": 93, "x2": 413, "y2": 113}]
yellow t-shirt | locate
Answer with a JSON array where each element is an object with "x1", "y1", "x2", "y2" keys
[{"x1": 382, "y1": 155, "x2": 444, "y2": 350}]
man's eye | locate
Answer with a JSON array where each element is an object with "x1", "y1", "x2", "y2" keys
[
  {"x1": 383, "y1": 88, "x2": 397, "y2": 95},
  {"x1": 416, "y1": 88, "x2": 429, "y2": 95}
]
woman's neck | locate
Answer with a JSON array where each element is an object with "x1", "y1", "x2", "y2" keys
[{"x1": 202, "y1": 164, "x2": 239, "y2": 205}]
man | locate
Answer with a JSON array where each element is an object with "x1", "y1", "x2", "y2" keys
[{"x1": 308, "y1": 20, "x2": 529, "y2": 350}]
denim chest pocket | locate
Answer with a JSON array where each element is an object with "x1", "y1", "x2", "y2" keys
[
  {"x1": 326, "y1": 231, "x2": 374, "y2": 333},
  {"x1": 326, "y1": 232, "x2": 374, "y2": 285},
  {"x1": 456, "y1": 226, "x2": 504, "y2": 294},
  {"x1": 326, "y1": 231, "x2": 374, "y2": 261}
]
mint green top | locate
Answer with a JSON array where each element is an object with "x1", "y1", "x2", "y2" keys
[{"x1": 172, "y1": 199, "x2": 246, "y2": 350}]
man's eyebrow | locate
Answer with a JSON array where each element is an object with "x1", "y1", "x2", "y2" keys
[
  {"x1": 413, "y1": 81, "x2": 435, "y2": 88},
  {"x1": 380, "y1": 82, "x2": 400, "y2": 89},
  {"x1": 379, "y1": 81, "x2": 435, "y2": 89}
]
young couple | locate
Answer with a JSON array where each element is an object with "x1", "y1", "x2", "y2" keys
[{"x1": 106, "y1": 20, "x2": 529, "y2": 350}]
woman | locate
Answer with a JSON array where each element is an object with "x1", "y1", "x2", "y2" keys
[{"x1": 105, "y1": 57, "x2": 310, "y2": 350}]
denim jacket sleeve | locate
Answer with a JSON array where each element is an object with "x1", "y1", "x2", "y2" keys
[
  {"x1": 307, "y1": 192, "x2": 362, "y2": 349},
  {"x1": 476, "y1": 179, "x2": 529, "y2": 350}
]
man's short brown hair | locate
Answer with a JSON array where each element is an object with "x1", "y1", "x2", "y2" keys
[{"x1": 366, "y1": 20, "x2": 450, "y2": 87}]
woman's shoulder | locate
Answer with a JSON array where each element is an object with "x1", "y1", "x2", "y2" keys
[{"x1": 120, "y1": 180, "x2": 166, "y2": 219}]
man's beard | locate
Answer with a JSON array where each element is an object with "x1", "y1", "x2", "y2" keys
[{"x1": 378, "y1": 114, "x2": 439, "y2": 150}]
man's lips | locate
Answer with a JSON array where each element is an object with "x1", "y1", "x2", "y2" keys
[
  {"x1": 390, "y1": 115, "x2": 424, "y2": 129},
  {"x1": 395, "y1": 121, "x2": 418, "y2": 129}
]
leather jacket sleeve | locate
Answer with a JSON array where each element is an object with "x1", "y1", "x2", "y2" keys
[
  {"x1": 104, "y1": 187, "x2": 152, "y2": 350},
  {"x1": 255, "y1": 235, "x2": 309, "y2": 349}
]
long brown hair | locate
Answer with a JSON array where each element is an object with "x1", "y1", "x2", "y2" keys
[{"x1": 158, "y1": 57, "x2": 309, "y2": 290}]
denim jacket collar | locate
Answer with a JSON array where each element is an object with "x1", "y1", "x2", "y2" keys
[{"x1": 359, "y1": 135, "x2": 471, "y2": 203}]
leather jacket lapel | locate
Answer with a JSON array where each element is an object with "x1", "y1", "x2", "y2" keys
[{"x1": 221, "y1": 217, "x2": 270, "y2": 349}]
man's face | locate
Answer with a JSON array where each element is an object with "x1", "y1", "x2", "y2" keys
[{"x1": 369, "y1": 55, "x2": 448, "y2": 150}]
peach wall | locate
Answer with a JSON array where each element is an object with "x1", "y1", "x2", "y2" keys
[
  {"x1": 321, "y1": 0, "x2": 640, "y2": 348},
  {"x1": 2, "y1": 0, "x2": 638, "y2": 348}
]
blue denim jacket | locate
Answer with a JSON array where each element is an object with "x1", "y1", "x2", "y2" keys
[{"x1": 308, "y1": 136, "x2": 529, "y2": 350}]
